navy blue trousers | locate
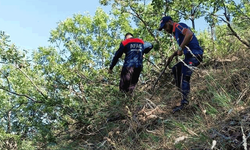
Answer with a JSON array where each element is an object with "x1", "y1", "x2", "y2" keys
[
  {"x1": 120, "y1": 67, "x2": 142, "y2": 93},
  {"x1": 172, "y1": 56, "x2": 202, "y2": 100}
]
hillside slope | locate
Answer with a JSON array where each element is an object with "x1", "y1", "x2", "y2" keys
[{"x1": 52, "y1": 50, "x2": 250, "y2": 150}]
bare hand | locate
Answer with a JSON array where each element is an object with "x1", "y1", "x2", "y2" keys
[{"x1": 177, "y1": 50, "x2": 183, "y2": 56}]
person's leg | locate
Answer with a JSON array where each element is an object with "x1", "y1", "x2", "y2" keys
[
  {"x1": 173, "y1": 57, "x2": 200, "y2": 113},
  {"x1": 107, "y1": 67, "x2": 130, "y2": 122},
  {"x1": 182, "y1": 57, "x2": 201, "y2": 101},
  {"x1": 172, "y1": 62, "x2": 183, "y2": 89},
  {"x1": 119, "y1": 67, "x2": 132, "y2": 92},
  {"x1": 129, "y1": 67, "x2": 142, "y2": 93},
  {"x1": 181, "y1": 61, "x2": 193, "y2": 103}
]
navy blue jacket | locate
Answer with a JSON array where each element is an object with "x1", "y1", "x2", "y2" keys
[
  {"x1": 173, "y1": 22, "x2": 203, "y2": 56},
  {"x1": 110, "y1": 38, "x2": 153, "y2": 70}
]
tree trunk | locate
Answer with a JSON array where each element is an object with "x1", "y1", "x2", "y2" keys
[
  {"x1": 211, "y1": 25, "x2": 215, "y2": 51},
  {"x1": 7, "y1": 111, "x2": 11, "y2": 133},
  {"x1": 191, "y1": 18, "x2": 195, "y2": 30}
]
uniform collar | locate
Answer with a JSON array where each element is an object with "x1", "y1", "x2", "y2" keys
[{"x1": 172, "y1": 22, "x2": 178, "y2": 33}]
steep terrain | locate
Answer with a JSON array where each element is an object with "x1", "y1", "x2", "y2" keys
[{"x1": 53, "y1": 50, "x2": 250, "y2": 150}]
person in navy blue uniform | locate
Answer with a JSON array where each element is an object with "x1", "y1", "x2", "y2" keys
[
  {"x1": 109, "y1": 33, "x2": 153, "y2": 94},
  {"x1": 158, "y1": 16, "x2": 203, "y2": 113}
]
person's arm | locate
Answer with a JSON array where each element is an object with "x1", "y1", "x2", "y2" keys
[
  {"x1": 143, "y1": 41, "x2": 153, "y2": 54},
  {"x1": 177, "y1": 28, "x2": 193, "y2": 56},
  {"x1": 109, "y1": 43, "x2": 125, "y2": 71}
]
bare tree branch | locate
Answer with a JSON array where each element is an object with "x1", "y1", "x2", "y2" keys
[
  {"x1": 129, "y1": 6, "x2": 160, "y2": 44},
  {"x1": 213, "y1": 3, "x2": 250, "y2": 48},
  {"x1": 17, "y1": 67, "x2": 47, "y2": 98},
  {"x1": 0, "y1": 86, "x2": 43, "y2": 103}
]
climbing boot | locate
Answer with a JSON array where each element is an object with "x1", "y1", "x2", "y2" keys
[{"x1": 172, "y1": 99, "x2": 189, "y2": 114}]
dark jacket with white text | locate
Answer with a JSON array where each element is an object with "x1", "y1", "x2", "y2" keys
[{"x1": 110, "y1": 38, "x2": 153, "y2": 70}]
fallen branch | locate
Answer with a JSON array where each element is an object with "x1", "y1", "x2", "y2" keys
[{"x1": 241, "y1": 126, "x2": 247, "y2": 150}]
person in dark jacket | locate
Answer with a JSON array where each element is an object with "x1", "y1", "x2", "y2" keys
[
  {"x1": 109, "y1": 33, "x2": 153, "y2": 94},
  {"x1": 158, "y1": 16, "x2": 203, "y2": 113}
]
